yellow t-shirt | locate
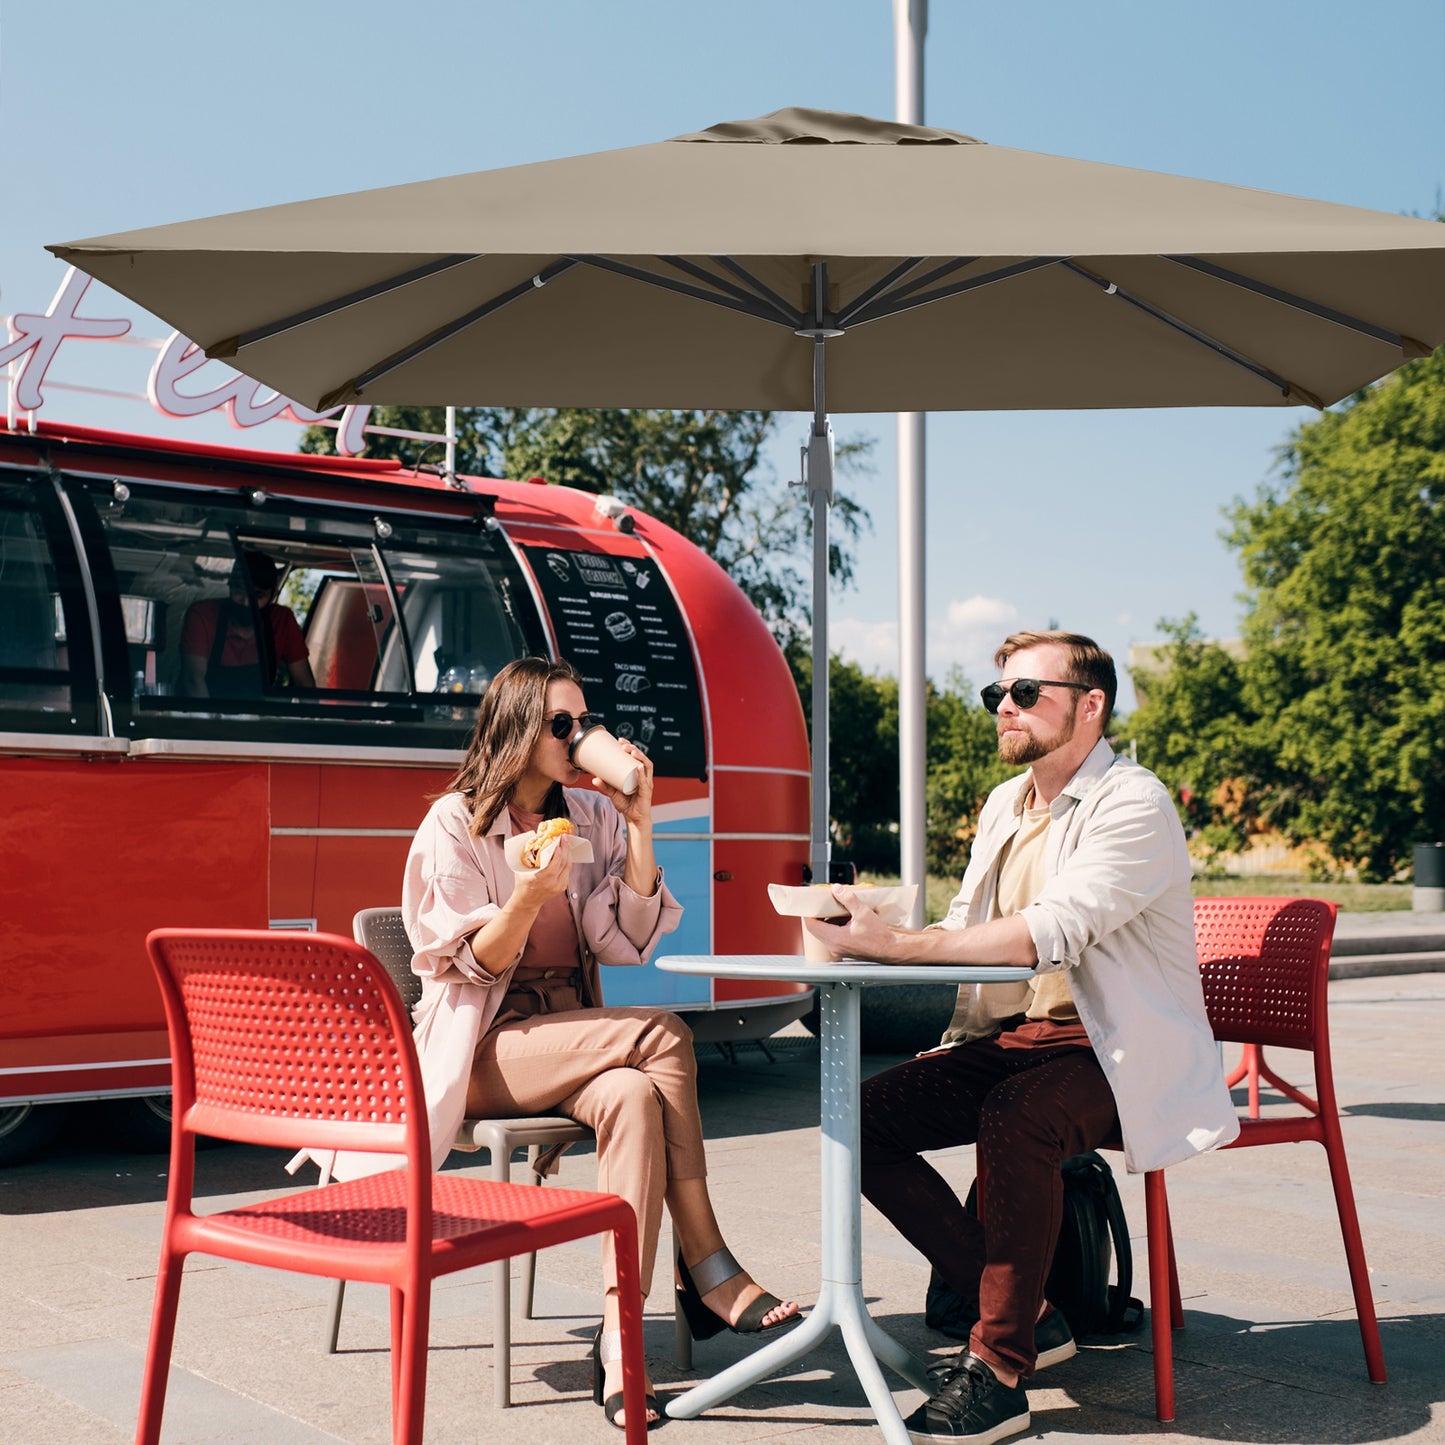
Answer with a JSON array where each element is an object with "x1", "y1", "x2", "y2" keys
[{"x1": 993, "y1": 792, "x2": 1079, "y2": 1023}]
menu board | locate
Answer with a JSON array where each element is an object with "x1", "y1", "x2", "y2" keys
[{"x1": 522, "y1": 544, "x2": 707, "y2": 779}]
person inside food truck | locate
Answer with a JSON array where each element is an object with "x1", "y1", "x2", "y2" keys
[{"x1": 179, "y1": 549, "x2": 315, "y2": 697}]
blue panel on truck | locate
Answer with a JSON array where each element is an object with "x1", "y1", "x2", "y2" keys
[{"x1": 607, "y1": 837, "x2": 711, "y2": 1006}]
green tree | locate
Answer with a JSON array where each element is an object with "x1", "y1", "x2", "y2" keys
[
  {"x1": 922, "y1": 668, "x2": 1016, "y2": 878},
  {"x1": 1132, "y1": 348, "x2": 1445, "y2": 881},
  {"x1": 1225, "y1": 348, "x2": 1445, "y2": 879},
  {"x1": 788, "y1": 654, "x2": 1008, "y2": 877},
  {"x1": 787, "y1": 649, "x2": 899, "y2": 871},
  {"x1": 1127, "y1": 616, "x2": 1265, "y2": 866},
  {"x1": 302, "y1": 405, "x2": 870, "y2": 648}
]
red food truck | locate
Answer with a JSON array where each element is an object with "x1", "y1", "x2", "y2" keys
[{"x1": 0, "y1": 419, "x2": 812, "y2": 1164}]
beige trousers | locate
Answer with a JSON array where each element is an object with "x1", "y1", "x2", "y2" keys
[{"x1": 468, "y1": 1006, "x2": 707, "y2": 1296}]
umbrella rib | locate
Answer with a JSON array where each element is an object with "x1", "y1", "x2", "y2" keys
[
  {"x1": 659, "y1": 256, "x2": 802, "y2": 326},
  {"x1": 847, "y1": 256, "x2": 1064, "y2": 328},
  {"x1": 841, "y1": 256, "x2": 991, "y2": 323},
  {"x1": 710, "y1": 257, "x2": 807, "y2": 327},
  {"x1": 833, "y1": 257, "x2": 930, "y2": 327},
  {"x1": 322, "y1": 258, "x2": 579, "y2": 406},
  {"x1": 1063, "y1": 262, "x2": 1312, "y2": 404},
  {"x1": 573, "y1": 255, "x2": 795, "y2": 328},
  {"x1": 1164, "y1": 255, "x2": 1408, "y2": 350},
  {"x1": 213, "y1": 255, "x2": 480, "y2": 358}
]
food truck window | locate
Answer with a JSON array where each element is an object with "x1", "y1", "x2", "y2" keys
[
  {"x1": 0, "y1": 478, "x2": 96, "y2": 734},
  {"x1": 377, "y1": 533, "x2": 542, "y2": 704},
  {"x1": 76, "y1": 477, "x2": 547, "y2": 746}
]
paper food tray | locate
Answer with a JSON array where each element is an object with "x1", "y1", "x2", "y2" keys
[
  {"x1": 767, "y1": 882, "x2": 917, "y2": 924},
  {"x1": 504, "y1": 830, "x2": 595, "y2": 872}
]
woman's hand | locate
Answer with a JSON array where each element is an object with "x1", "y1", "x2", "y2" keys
[
  {"x1": 594, "y1": 738, "x2": 655, "y2": 829},
  {"x1": 509, "y1": 840, "x2": 572, "y2": 910}
]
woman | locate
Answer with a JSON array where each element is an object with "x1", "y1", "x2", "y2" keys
[{"x1": 403, "y1": 656, "x2": 799, "y2": 1428}]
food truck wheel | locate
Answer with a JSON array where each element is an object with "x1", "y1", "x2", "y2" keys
[{"x1": 0, "y1": 1102, "x2": 69, "y2": 1167}]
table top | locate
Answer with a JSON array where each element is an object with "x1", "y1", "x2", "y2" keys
[{"x1": 657, "y1": 954, "x2": 1027, "y2": 986}]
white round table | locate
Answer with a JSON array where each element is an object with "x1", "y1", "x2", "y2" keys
[{"x1": 657, "y1": 954, "x2": 1025, "y2": 1443}]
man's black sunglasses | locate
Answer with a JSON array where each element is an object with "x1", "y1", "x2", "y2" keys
[
  {"x1": 980, "y1": 679, "x2": 1092, "y2": 714},
  {"x1": 545, "y1": 710, "x2": 603, "y2": 739}
]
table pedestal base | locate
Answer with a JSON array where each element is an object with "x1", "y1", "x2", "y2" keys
[
  {"x1": 664, "y1": 1277, "x2": 932, "y2": 1440},
  {"x1": 664, "y1": 980, "x2": 933, "y2": 1442}
]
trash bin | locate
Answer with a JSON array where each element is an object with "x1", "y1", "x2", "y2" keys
[{"x1": 1412, "y1": 842, "x2": 1445, "y2": 911}]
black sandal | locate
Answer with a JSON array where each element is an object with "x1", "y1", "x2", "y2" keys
[
  {"x1": 591, "y1": 1328, "x2": 662, "y2": 1430},
  {"x1": 675, "y1": 1246, "x2": 799, "y2": 1340}
]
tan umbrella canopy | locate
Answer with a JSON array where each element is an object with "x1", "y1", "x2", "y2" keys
[
  {"x1": 49, "y1": 107, "x2": 1445, "y2": 881},
  {"x1": 49, "y1": 106, "x2": 1445, "y2": 416}
]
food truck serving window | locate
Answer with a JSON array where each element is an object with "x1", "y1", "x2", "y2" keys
[
  {"x1": 522, "y1": 543, "x2": 707, "y2": 779},
  {"x1": 73, "y1": 477, "x2": 549, "y2": 747}
]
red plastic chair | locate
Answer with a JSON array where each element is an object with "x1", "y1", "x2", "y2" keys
[
  {"x1": 1130, "y1": 896, "x2": 1386, "y2": 1421},
  {"x1": 139, "y1": 928, "x2": 648, "y2": 1445}
]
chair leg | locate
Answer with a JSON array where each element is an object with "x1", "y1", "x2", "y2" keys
[
  {"x1": 323, "y1": 1278, "x2": 345, "y2": 1353},
  {"x1": 611, "y1": 1216, "x2": 650, "y2": 1445},
  {"x1": 674, "y1": 1290, "x2": 693, "y2": 1370},
  {"x1": 1143, "y1": 1171, "x2": 1176, "y2": 1423},
  {"x1": 391, "y1": 1280, "x2": 431, "y2": 1445},
  {"x1": 1320, "y1": 1122, "x2": 1387, "y2": 1382},
  {"x1": 488, "y1": 1144, "x2": 515, "y2": 1408},
  {"x1": 521, "y1": 1150, "x2": 548, "y2": 1320},
  {"x1": 135, "y1": 1249, "x2": 186, "y2": 1445},
  {"x1": 1255, "y1": 1050, "x2": 1322, "y2": 1115}
]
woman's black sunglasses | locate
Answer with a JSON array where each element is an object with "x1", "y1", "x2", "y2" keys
[
  {"x1": 545, "y1": 710, "x2": 603, "y2": 739},
  {"x1": 980, "y1": 679, "x2": 1092, "y2": 714}
]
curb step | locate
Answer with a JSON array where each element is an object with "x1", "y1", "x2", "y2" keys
[{"x1": 1329, "y1": 950, "x2": 1445, "y2": 979}]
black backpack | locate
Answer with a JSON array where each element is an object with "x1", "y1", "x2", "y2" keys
[{"x1": 924, "y1": 1151, "x2": 1144, "y2": 1342}]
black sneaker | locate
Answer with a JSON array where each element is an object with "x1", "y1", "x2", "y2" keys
[
  {"x1": 926, "y1": 1308, "x2": 1076, "y2": 1381},
  {"x1": 905, "y1": 1353, "x2": 1030, "y2": 1445},
  {"x1": 1033, "y1": 1308, "x2": 1077, "y2": 1369}
]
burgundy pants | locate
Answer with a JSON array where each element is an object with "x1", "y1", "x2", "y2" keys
[{"x1": 860, "y1": 1019, "x2": 1118, "y2": 1380}]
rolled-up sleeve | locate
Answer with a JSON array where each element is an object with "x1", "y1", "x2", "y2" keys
[
  {"x1": 581, "y1": 871, "x2": 683, "y2": 964},
  {"x1": 403, "y1": 810, "x2": 512, "y2": 987},
  {"x1": 1023, "y1": 784, "x2": 1187, "y2": 970}
]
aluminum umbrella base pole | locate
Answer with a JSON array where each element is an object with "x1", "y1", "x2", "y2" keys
[{"x1": 665, "y1": 980, "x2": 932, "y2": 1441}]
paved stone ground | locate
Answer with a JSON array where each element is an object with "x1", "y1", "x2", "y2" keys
[{"x1": 1, "y1": 971, "x2": 1442, "y2": 1444}]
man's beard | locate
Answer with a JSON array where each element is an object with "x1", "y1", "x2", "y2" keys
[{"x1": 997, "y1": 702, "x2": 1076, "y2": 765}]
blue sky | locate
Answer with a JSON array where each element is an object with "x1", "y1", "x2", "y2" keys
[{"x1": 3, "y1": 0, "x2": 1442, "y2": 711}]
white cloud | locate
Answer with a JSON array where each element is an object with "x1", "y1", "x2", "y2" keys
[
  {"x1": 829, "y1": 616, "x2": 900, "y2": 676},
  {"x1": 931, "y1": 596, "x2": 1021, "y2": 688},
  {"x1": 831, "y1": 594, "x2": 1021, "y2": 691}
]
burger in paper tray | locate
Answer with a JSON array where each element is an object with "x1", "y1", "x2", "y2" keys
[
  {"x1": 767, "y1": 882, "x2": 919, "y2": 963},
  {"x1": 503, "y1": 818, "x2": 595, "y2": 871}
]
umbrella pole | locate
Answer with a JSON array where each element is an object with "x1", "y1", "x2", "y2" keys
[{"x1": 802, "y1": 263, "x2": 839, "y2": 886}]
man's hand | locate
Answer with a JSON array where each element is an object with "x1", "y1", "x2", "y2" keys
[{"x1": 802, "y1": 884, "x2": 912, "y2": 963}]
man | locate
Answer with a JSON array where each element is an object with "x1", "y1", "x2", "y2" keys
[
  {"x1": 180, "y1": 550, "x2": 314, "y2": 697},
  {"x1": 806, "y1": 630, "x2": 1238, "y2": 1445}
]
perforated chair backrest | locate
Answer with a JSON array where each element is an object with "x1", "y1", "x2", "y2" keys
[
  {"x1": 1193, "y1": 896, "x2": 1337, "y2": 1052},
  {"x1": 146, "y1": 928, "x2": 427, "y2": 1166},
  {"x1": 352, "y1": 907, "x2": 422, "y2": 1012}
]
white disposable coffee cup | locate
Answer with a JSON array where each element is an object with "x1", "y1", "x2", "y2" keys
[{"x1": 570, "y1": 724, "x2": 640, "y2": 795}]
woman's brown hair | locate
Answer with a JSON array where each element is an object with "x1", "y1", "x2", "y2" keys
[{"x1": 444, "y1": 656, "x2": 584, "y2": 836}]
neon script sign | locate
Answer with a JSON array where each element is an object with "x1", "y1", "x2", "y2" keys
[{"x1": 2, "y1": 268, "x2": 373, "y2": 453}]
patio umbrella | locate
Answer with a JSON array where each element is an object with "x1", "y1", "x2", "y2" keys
[{"x1": 49, "y1": 107, "x2": 1445, "y2": 881}]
